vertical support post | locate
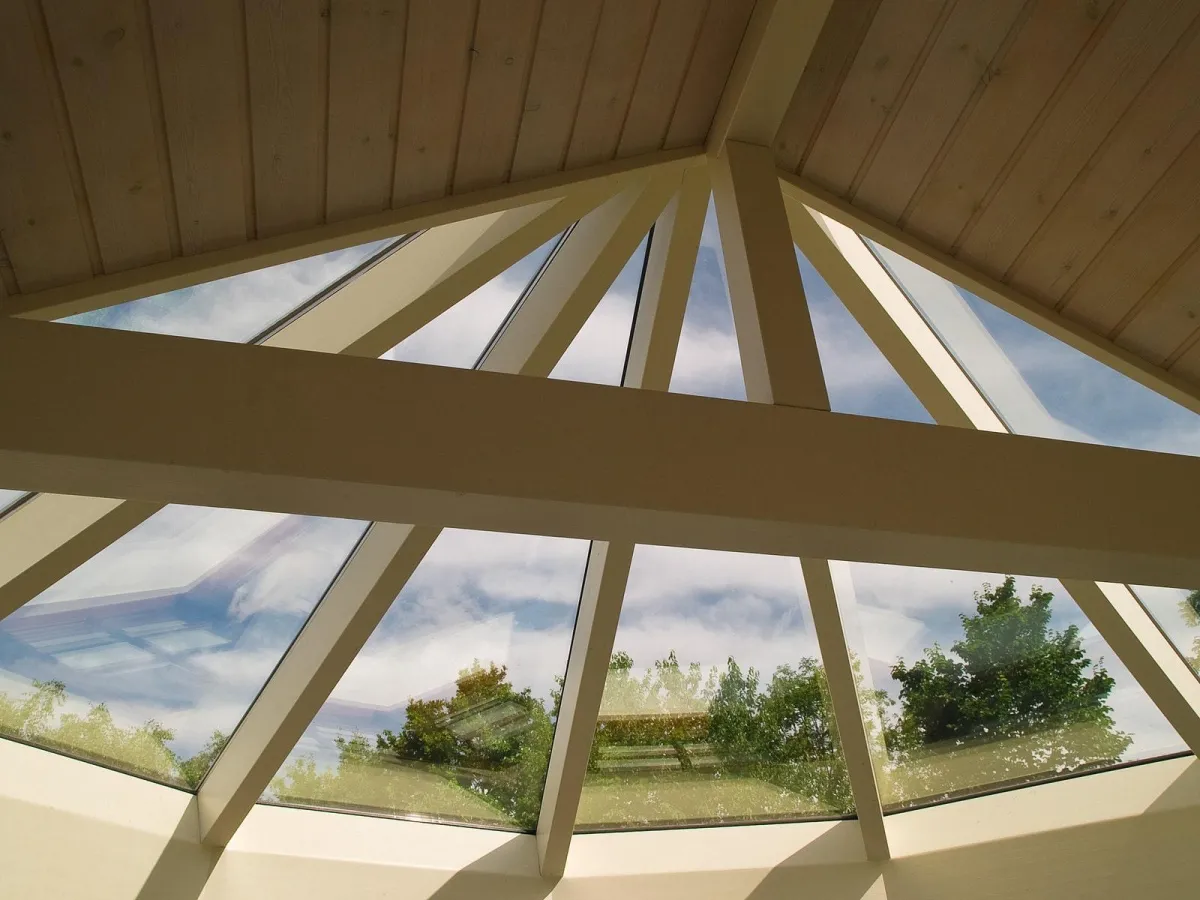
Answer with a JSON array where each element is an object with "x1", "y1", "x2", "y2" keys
[
  {"x1": 712, "y1": 142, "x2": 890, "y2": 860},
  {"x1": 536, "y1": 166, "x2": 709, "y2": 878}
]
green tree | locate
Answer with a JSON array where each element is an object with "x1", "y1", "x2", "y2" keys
[
  {"x1": 887, "y1": 578, "x2": 1130, "y2": 800},
  {"x1": 1179, "y1": 589, "x2": 1200, "y2": 669}
]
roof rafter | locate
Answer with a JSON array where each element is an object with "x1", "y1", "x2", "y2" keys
[
  {"x1": 196, "y1": 171, "x2": 678, "y2": 847},
  {"x1": 536, "y1": 165, "x2": 709, "y2": 878},
  {"x1": 779, "y1": 170, "x2": 1200, "y2": 417},
  {"x1": 707, "y1": 0, "x2": 835, "y2": 152},
  {"x1": 712, "y1": 140, "x2": 889, "y2": 860}
]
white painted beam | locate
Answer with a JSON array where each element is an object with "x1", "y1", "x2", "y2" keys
[
  {"x1": 536, "y1": 173, "x2": 707, "y2": 877},
  {"x1": 778, "y1": 170, "x2": 1200, "y2": 417},
  {"x1": 711, "y1": 141, "x2": 827, "y2": 409},
  {"x1": 197, "y1": 183, "x2": 665, "y2": 846},
  {"x1": 716, "y1": 141, "x2": 888, "y2": 858},
  {"x1": 0, "y1": 203, "x2": 594, "y2": 622},
  {"x1": 708, "y1": 0, "x2": 835, "y2": 152},
  {"x1": 3, "y1": 319, "x2": 1200, "y2": 585},
  {"x1": 791, "y1": 207, "x2": 1200, "y2": 761},
  {"x1": 4, "y1": 148, "x2": 701, "y2": 320}
]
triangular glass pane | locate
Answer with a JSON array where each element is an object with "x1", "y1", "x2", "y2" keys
[
  {"x1": 386, "y1": 235, "x2": 561, "y2": 369},
  {"x1": 0, "y1": 490, "x2": 26, "y2": 517},
  {"x1": 0, "y1": 506, "x2": 368, "y2": 788},
  {"x1": 831, "y1": 561, "x2": 1187, "y2": 811},
  {"x1": 1128, "y1": 585, "x2": 1200, "y2": 677},
  {"x1": 550, "y1": 234, "x2": 647, "y2": 386},
  {"x1": 265, "y1": 529, "x2": 589, "y2": 830},
  {"x1": 868, "y1": 239, "x2": 1200, "y2": 456},
  {"x1": 797, "y1": 248, "x2": 932, "y2": 423},
  {"x1": 61, "y1": 240, "x2": 393, "y2": 343},
  {"x1": 574, "y1": 546, "x2": 852, "y2": 831},
  {"x1": 669, "y1": 199, "x2": 746, "y2": 400}
]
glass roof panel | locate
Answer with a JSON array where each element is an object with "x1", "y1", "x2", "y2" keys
[
  {"x1": 551, "y1": 235, "x2": 647, "y2": 386},
  {"x1": 832, "y1": 562, "x2": 1187, "y2": 811},
  {"x1": 797, "y1": 248, "x2": 932, "y2": 423},
  {"x1": 868, "y1": 240, "x2": 1200, "y2": 456},
  {"x1": 1128, "y1": 585, "x2": 1200, "y2": 677},
  {"x1": 265, "y1": 529, "x2": 589, "y2": 830},
  {"x1": 0, "y1": 505, "x2": 367, "y2": 788},
  {"x1": 0, "y1": 490, "x2": 27, "y2": 517},
  {"x1": 385, "y1": 235, "x2": 561, "y2": 368},
  {"x1": 61, "y1": 240, "x2": 392, "y2": 343},
  {"x1": 670, "y1": 199, "x2": 746, "y2": 400},
  {"x1": 574, "y1": 546, "x2": 852, "y2": 831}
]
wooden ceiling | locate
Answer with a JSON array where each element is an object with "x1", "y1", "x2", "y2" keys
[
  {"x1": 0, "y1": 0, "x2": 752, "y2": 292},
  {"x1": 2, "y1": 0, "x2": 1200, "y2": 394},
  {"x1": 778, "y1": 0, "x2": 1200, "y2": 387}
]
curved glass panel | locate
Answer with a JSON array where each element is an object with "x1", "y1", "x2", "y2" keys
[
  {"x1": 62, "y1": 241, "x2": 390, "y2": 342},
  {"x1": 575, "y1": 546, "x2": 851, "y2": 831},
  {"x1": 266, "y1": 530, "x2": 589, "y2": 830},
  {"x1": 833, "y1": 562, "x2": 1186, "y2": 811},
  {"x1": 0, "y1": 506, "x2": 367, "y2": 788}
]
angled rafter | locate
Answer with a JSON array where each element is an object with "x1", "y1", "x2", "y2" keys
[
  {"x1": 3, "y1": 321, "x2": 1200, "y2": 585},
  {"x1": 196, "y1": 176, "x2": 675, "y2": 846},
  {"x1": 0, "y1": 197, "x2": 605, "y2": 622},
  {"x1": 778, "y1": 170, "x2": 1200, "y2": 417},
  {"x1": 3, "y1": 148, "x2": 701, "y2": 321},
  {"x1": 536, "y1": 166, "x2": 709, "y2": 878},
  {"x1": 791, "y1": 206, "x2": 1200, "y2": 759},
  {"x1": 712, "y1": 140, "x2": 889, "y2": 860},
  {"x1": 707, "y1": 0, "x2": 835, "y2": 152}
]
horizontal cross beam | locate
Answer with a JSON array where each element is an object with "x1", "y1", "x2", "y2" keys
[{"x1": 2, "y1": 318, "x2": 1198, "y2": 587}]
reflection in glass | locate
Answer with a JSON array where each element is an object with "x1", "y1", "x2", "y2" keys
[
  {"x1": 551, "y1": 235, "x2": 646, "y2": 386},
  {"x1": 575, "y1": 546, "x2": 852, "y2": 831},
  {"x1": 0, "y1": 506, "x2": 367, "y2": 788},
  {"x1": 1130, "y1": 585, "x2": 1200, "y2": 676},
  {"x1": 869, "y1": 240, "x2": 1200, "y2": 456},
  {"x1": 385, "y1": 235, "x2": 560, "y2": 368},
  {"x1": 266, "y1": 530, "x2": 589, "y2": 830},
  {"x1": 62, "y1": 241, "x2": 392, "y2": 343},
  {"x1": 834, "y1": 563, "x2": 1186, "y2": 810}
]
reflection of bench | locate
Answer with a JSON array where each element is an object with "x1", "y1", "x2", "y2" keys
[{"x1": 593, "y1": 741, "x2": 720, "y2": 774}]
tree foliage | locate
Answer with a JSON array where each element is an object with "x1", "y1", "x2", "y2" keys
[{"x1": 1, "y1": 579, "x2": 1140, "y2": 825}]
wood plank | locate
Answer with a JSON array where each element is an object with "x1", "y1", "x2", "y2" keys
[
  {"x1": 956, "y1": 0, "x2": 1197, "y2": 278},
  {"x1": 773, "y1": 0, "x2": 882, "y2": 173},
  {"x1": 244, "y1": 0, "x2": 328, "y2": 237},
  {"x1": 800, "y1": 0, "x2": 949, "y2": 197},
  {"x1": 509, "y1": 0, "x2": 602, "y2": 181},
  {"x1": 9, "y1": 146, "x2": 701, "y2": 318},
  {"x1": 0, "y1": 0, "x2": 94, "y2": 291},
  {"x1": 453, "y1": 0, "x2": 543, "y2": 192},
  {"x1": 615, "y1": 0, "x2": 706, "y2": 159},
  {"x1": 1171, "y1": 333, "x2": 1200, "y2": 382},
  {"x1": 149, "y1": 0, "x2": 252, "y2": 253},
  {"x1": 41, "y1": 0, "x2": 174, "y2": 272},
  {"x1": 1114, "y1": 240, "x2": 1200, "y2": 364},
  {"x1": 391, "y1": 0, "x2": 476, "y2": 205},
  {"x1": 5, "y1": 316, "x2": 1200, "y2": 587},
  {"x1": 1054, "y1": 130, "x2": 1200, "y2": 336},
  {"x1": 663, "y1": 0, "x2": 754, "y2": 149},
  {"x1": 853, "y1": 0, "x2": 1029, "y2": 222},
  {"x1": 903, "y1": 0, "x2": 1116, "y2": 250},
  {"x1": 325, "y1": 0, "x2": 407, "y2": 221},
  {"x1": 1026, "y1": 17, "x2": 1200, "y2": 308},
  {"x1": 564, "y1": 0, "x2": 658, "y2": 170}
]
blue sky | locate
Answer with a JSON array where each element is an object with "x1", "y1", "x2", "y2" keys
[{"x1": 1, "y1": 200, "x2": 1197, "y2": 796}]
